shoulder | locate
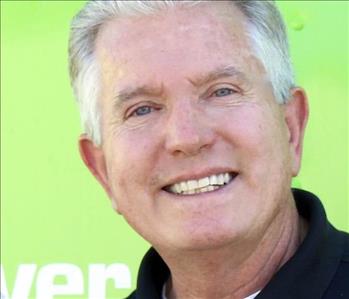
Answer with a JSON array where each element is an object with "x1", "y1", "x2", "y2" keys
[
  {"x1": 330, "y1": 226, "x2": 349, "y2": 262},
  {"x1": 323, "y1": 229, "x2": 349, "y2": 298},
  {"x1": 341, "y1": 229, "x2": 349, "y2": 260},
  {"x1": 124, "y1": 290, "x2": 136, "y2": 299}
]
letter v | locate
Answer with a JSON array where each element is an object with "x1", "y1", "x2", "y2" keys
[{"x1": 1, "y1": 264, "x2": 37, "y2": 299}]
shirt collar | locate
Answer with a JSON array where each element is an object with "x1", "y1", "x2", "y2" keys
[
  {"x1": 257, "y1": 189, "x2": 346, "y2": 299},
  {"x1": 134, "y1": 189, "x2": 346, "y2": 299}
]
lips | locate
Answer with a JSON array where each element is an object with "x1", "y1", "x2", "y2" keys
[{"x1": 163, "y1": 172, "x2": 238, "y2": 195}]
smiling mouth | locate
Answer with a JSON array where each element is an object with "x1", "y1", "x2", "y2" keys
[{"x1": 164, "y1": 172, "x2": 238, "y2": 195}]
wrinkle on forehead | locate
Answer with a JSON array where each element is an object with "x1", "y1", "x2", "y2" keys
[
  {"x1": 95, "y1": 0, "x2": 269, "y2": 103},
  {"x1": 96, "y1": 1, "x2": 250, "y2": 61}
]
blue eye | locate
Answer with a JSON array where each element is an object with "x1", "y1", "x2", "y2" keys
[
  {"x1": 132, "y1": 106, "x2": 153, "y2": 117},
  {"x1": 213, "y1": 88, "x2": 235, "y2": 97}
]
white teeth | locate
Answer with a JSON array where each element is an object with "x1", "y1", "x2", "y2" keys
[
  {"x1": 180, "y1": 182, "x2": 188, "y2": 192},
  {"x1": 201, "y1": 187, "x2": 209, "y2": 193},
  {"x1": 187, "y1": 180, "x2": 198, "y2": 190},
  {"x1": 198, "y1": 177, "x2": 210, "y2": 188},
  {"x1": 170, "y1": 184, "x2": 178, "y2": 194},
  {"x1": 218, "y1": 174, "x2": 224, "y2": 185},
  {"x1": 207, "y1": 185, "x2": 214, "y2": 192},
  {"x1": 175, "y1": 184, "x2": 181, "y2": 194},
  {"x1": 209, "y1": 175, "x2": 218, "y2": 185},
  {"x1": 224, "y1": 173, "x2": 230, "y2": 184},
  {"x1": 167, "y1": 172, "x2": 235, "y2": 195}
]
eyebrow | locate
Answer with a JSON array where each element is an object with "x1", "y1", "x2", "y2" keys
[
  {"x1": 113, "y1": 65, "x2": 247, "y2": 110},
  {"x1": 113, "y1": 84, "x2": 164, "y2": 110},
  {"x1": 188, "y1": 65, "x2": 248, "y2": 87}
]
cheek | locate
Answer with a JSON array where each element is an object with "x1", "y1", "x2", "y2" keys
[
  {"x1": 214, "y1": 105, "x2": 290, "y2": 177},
  {"x1": 213, "y1": 105, "x2": 273, "y2": 151},
  {"x1": 105, "y1": 128, "x2": 160, "y2": 192}
]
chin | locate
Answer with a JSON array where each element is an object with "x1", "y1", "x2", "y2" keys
[{"x1": 168, "y1": 222, "x2": 247, "y2": 251}]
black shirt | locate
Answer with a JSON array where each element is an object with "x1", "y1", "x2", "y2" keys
[{"x1": 126, "y1": 189, "x2": 349, "y2": 299}]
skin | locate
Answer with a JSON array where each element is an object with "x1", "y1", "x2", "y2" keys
[{"x1": 79, "y1": 2, "x2": 309, "y2": 298}]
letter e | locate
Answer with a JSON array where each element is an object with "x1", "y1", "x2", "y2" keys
[
  {"x1": 88, "y1": 264, "x2": 131, "y2": 298},
  {"x1": 36, "y1": 264, "x2": 83, "y2": 299}
]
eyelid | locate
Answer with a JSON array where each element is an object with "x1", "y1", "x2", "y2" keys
[
  {"x1": 212, "y1": 87, "x2": 236, "y2": 96},
  {"x1": 124, "y1": 101, "x2": 160, "y2": 119},
  {"x1": 204, "y1": 83, "x2": 241, "y2": 98}
]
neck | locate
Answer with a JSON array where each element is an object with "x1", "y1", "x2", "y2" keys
[{"x1": 157, "y1": 196, "x2": 308, "y2": 299}]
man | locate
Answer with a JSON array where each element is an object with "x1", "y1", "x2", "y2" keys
[{"x1": 68, "y1": 1, "x2": 348, "y2": 298}]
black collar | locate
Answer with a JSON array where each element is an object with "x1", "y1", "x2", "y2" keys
[
  {"x1": 131, "y1": 189, "x2": 347, "y2": 299},
  {"x1": 257, "y1": 189, "x2": 346, "y2": 298}
]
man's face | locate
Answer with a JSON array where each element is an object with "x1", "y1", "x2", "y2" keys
[{"x1": 84, "y1": 2, "x2": 306, "y2": 251}]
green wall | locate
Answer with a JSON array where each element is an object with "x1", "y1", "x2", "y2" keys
[{"x1": 1, "y1": 1, "x2": 348, "y2": 298}]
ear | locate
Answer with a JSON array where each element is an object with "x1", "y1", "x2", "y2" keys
[
  {"x1": 78, "y1": 134, "x2": 113, "y2": 199},
  {"x1": 284, "y1": 88, "x2": 309, "y2": 176}
]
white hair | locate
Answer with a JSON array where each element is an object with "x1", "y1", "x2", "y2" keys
[{"x1": 68, "y1": 0, "x2": 295, "y2": 145}]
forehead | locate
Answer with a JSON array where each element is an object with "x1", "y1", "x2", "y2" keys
[{"x1": 95, "y1": 2, "x2": 261, "y2": 90}]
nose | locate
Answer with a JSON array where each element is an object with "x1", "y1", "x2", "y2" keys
[{"x1": 164, "y1": 101, "x2": 215, "y2": 156}]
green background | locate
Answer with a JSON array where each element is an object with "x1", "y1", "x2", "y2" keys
[{"x1": 1, "y1": 1, "x2": 348, "y2": 298}]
